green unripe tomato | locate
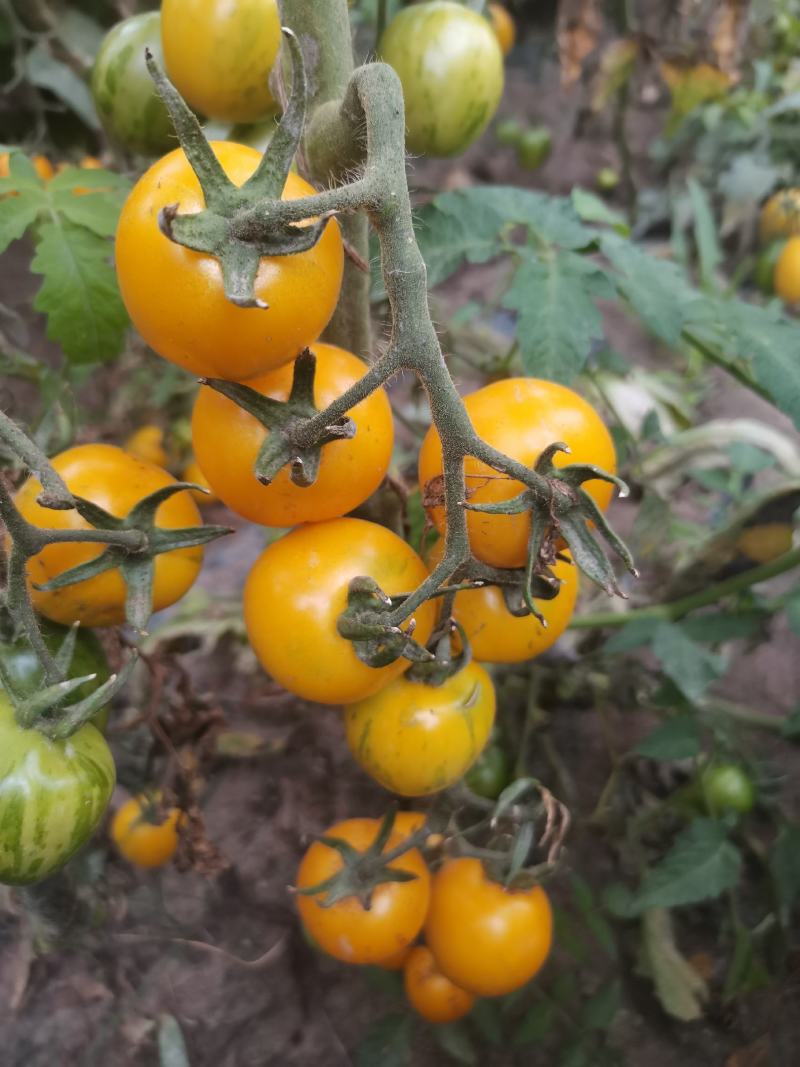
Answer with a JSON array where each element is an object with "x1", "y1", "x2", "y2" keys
[
  {"x1": 495, "y1": 118, "x2": 523, "y2": 147},
  {"x1": 700, "y1": 763, "x2": 756, "y2": 816},
  {"x1": 465, "y1": 744, "x2": 511, "y2": 800},
  {"x1": 0, "y1": 621, "x2": 111, "y2": 732},
  {"x1": 754, "y1": 240, "x2": 787, "y2": 294},
  {"x1": 379, "y1": 1, "x2": 505, "y2": 157},
  {"x1": 596, "y1": 166, "x2": 620, "y2": 191},
  {"x1": 91, "y1": 12, "x2": 175, "y2": 156},
  {"x1": 0, "y1": 691, "x2": 115, "y2": 885},
  {"x1": 515, "y1": 126, "x2": 552, "y2": 170}
]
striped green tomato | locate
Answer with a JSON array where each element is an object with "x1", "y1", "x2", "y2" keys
[
  {"x1": 379, "y1": 1, "x2": 504, "y2": 157},
  {"x1": 91, "y1": 12, "x2": 175, "y2": 157},
  {"x1": 0, "y1": 693, "x2": 115, "y2": 885}
]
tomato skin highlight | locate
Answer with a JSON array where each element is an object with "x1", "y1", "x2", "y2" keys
[
  {"x1": 404, "y1": 945, "x2": 475, "y2": 1023},
  {"x1": 379, "y1": 1, "x2": 504, "y2": 157},
  {"x1": 428, "y1": 540, "x2": 579, "y2": 662},
  {"x1": 344, "y1": 662, "x2": 496, "y2": 796},
  {"x1": 295, "y1": 817, "x2": 431, "y2": 965},
  {"x1": 419, "y1": 378, "x2": 617, "y2": 568},
  {"x1": 0, "y1": 692, "x2": 115, "y2": 886},
  {"x1": 243, "y1": 518, "x2": 435, "y2": 705},
  {"x1": 111, "y1": 794, "x2": 184, "y2": 868},
  {"x1": 91, "y1": 12, "x2": 175, "y2": 156},
  {"x1": 162, "y1": 0, "x2": 281, "y2": 123},
  {"x1": 115, "y1": 142, "x2": 344, "y2": 381},
  {"x1": 13, "y1": 444, "x2": 204, "y2": 628},
  {"x1": 425, "y1": 857, "x2": 553, "y2": 996},
  {"x1": 191, "y1": 343, "x2": 394, "y2": 527}
]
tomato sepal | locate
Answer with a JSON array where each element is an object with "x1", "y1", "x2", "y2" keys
[
  {"x1": 202, "y1": 350, "x2": 357, "y2": 488},
  {"x1": 337, "y1": 576, "x2": 436, "y2": 668}
]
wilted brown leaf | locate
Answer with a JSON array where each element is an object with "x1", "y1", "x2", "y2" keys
[
  {"x1": 710, "y1": 0, "x2": 747, "y2": 76},
  {"x1": 557, "y1": 0, "x2": 603, "y2": 89}
]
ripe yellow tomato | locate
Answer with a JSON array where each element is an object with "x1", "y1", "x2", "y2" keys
[
  {"x1": 162, "y1": 0, "x2": 281, "y2": 123},
  {"x1": 181, "y1": 459, "x2": 220, "y2": 506},
  {"x1": 344, "y1": 662, "x2": 496, "y2": 796},
  {"x1": 759, "y1": 188, "x2": 800, "y2": 245},
  {"x1": 110, "y1": 793, "x2": 184, "y2": 868},
  {"x1": 425, "y1": 858, "x2": 553, "y2": 996},
  {"x1": 295, "y1": 817, "x2": 431, "y2": 965},
  {"x1": 404, "y1": 945, "x2": 475, "y2": 1023},
  {"x1": 774, "y1": 235, "x2": 800, "y2": 305},
  {"x1": 243, "y1": 518, "x2": 436, "y2": 705},
  {"x1": 488, "y1": 4, "x2": 516, "y2": 56},
  {"x1": 13, "y1": 444, "x2": 204, "y2": 627},
  {"x1": 418, "y1": 378, "x2": 616, "y2": 568},
  {"x1": 124, "y1": 424, "x2": 169, "y2": 468},
  {"x1": 191, "y1": 343, "x2": 394, "y2": 526},
  {"x1": 428, "y1": 540, "x2": 579, "y2": 662},
  {"x1": 115, "y1": 141, "x2": 344, "y2": 381},
  {"x1": 735, "y1": 522, "x2": 794, "y2": 563}
]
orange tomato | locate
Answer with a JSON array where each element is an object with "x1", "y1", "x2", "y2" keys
[
  {"x1": 124, "y1": 424, "x2": 169, "y2": 468},
  {"x1": 404, "y1": 945, "x2": 475, "y2": 1023},
  {"x1": 13, "y1": 444, "x2": 204, "y2": 627},
  {"x1": 115, "y1": 141, "x2": 344, "y2": 381},
  {"x1": 295, "y1": 817, "x2": 431, "y2": 965},
  {"x1": 191, "y1": 343, "x2": 394, "y2": 526},
  {"x1": 774, "y1": 235, "x2": 800, "y2": 305},
  {"x1": 110, "y1": 793, "x2": 184, "y2": 868},
  {"x1": 488, "y1": 4, "x2": 516, "y2": 56},
  {"x1": 181, "y1": 459, "x2": 220, "y2": 506},
  {"x1": 418, "y1": 378, "x2": 616, "y2": 568},
  {"x1": 0, "y1": 152, "x2": 53, "y2": 180},
  {"x1": 425, "y1": 857, "x2": 553, "y2": 996},
  {"x1": 428, "y1": 540, "x2": 579, "y2": 662}
]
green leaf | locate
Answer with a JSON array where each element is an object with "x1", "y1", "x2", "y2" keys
[
  {"x1": 635, "y1": 716, "x2": 701, "y2": 761},
  {"x1": 503, "y1": 249, "x2": 610, "y2": 382},
  {"x1": 512, "y1": 1000, "x2": 556, "y2": 1046},
  {"x1": 415, "y1": 187, "x2": 591, "y2": 287},
  {"x1": 469, "y1": 1000, "x2": 503, "y2": 1045},
  {"x1": 30, "y1": 218, "x2": 129, "y2": 364},
  {"x1": 24, "y1": 43, "x2": 100, "y2": 129},
  {"x1": 49, "y1": 169, "x2": 131, "y2": 238},
  {"x1": 650, "y1": 621, "x2": 726, "y2": 702},
  {"x1": 431, "y1": 1021, "x2": 477, "y2": 1065},
  {"x1": 602, "y1": 232, "x2": 702, "y2": 345},
  {"x1": 356, "y1": 1015, "x2": 412, "y2": 1067},
  {"x1": 158, "y1": 1015, "x2": 190, "y2": 1067},
  {"x1": 627, "y1": 819, "x2": 742, "y2": 914},
  {"x1": 687, "y1": 178, "x2": 721, "y2": 290},
  {"x1": 785, "y1": 589, "x2": 800, "y2": 636},
  {"x1": 571, "y1": 188, "x2": 629, "y2": 234},
  {"x1": 641, "y1": 908, "x2": 708, "y2": 1021},
  {"x1": 580, "y1": 979, "x2": 622, "y2": 1030},
  {"x1": 0, "y1": 189, "x2": 41, "y2": 255},
  {"x1": 769, "y1": 824, "x2": 800, "y2": 926},
  {"x1": 603, "y1": 618, "x2": 661, "y2": 654},
  {"x1": 679, "y1": 611, "x2": 767, "y2": 644}
]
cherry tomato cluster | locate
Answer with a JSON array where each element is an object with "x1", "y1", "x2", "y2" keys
[{"x1": 295, "y1": 814, "x2": 554, "y2": 1023}]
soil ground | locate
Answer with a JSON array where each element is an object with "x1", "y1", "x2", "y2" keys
[{"x1": 2, "y1": 17, "x2": 799, "y2": 1067}]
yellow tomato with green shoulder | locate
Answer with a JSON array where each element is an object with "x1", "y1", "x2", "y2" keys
[{"x1": 344, "y1": 661, "x2": 496, "y2": 796}]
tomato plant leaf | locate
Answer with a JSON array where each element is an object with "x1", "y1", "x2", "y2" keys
[
  {"x1": 431, "y1": 1021, "x2": 478, "y2": 1065},
  {"x1": 569, "y1": 875, "x2": 618, "y2": 958},
  {"x1": 650, "y1": 621, "x2": 726, "y2": 702},
  {"x1": 512, "y1": 1001, "x2": 556, "y2": 1047},
  {"x1": 769, "y1": 823, "x2": 800, "y2": 926},
  {"x1": 503, "y1": 249, "x2": 609, "y2": 382},
  {"x1": 571, "y1": 188, "x2": 629, "y2": 234},
  {"x1": 24, "y1": 42, "x2": 100, "y2": 129},
  {"x1": 687, "y1": 178, "x2": 722, "y2": 290},
  {"x1": 601, "y1": 232, "x2": 701, "y2": 345},
  {"x1": 635, "y1": 716, "x2": 701, "y2": 761},
  {"x1": 626, "y1": 819, "x2": 742, "y2": 913},
  {"x1": 470, "y1": 1001, "x2": 503, "y2": 1045},
  {"x1": 49, "y1": 169, "x2": 131, "y2": 239},
  {"x1": 355, "y1": 1014, "x2": 412, "y2": 1067},
  {"x1": 641, "y1": 908, "x2": 708, "y2": 1021},
  {"x1": 30, "y1": 218, "x2": 129, "y2": 364},
  {"x1": 603, "y1": 618, "x2": 661, "y2": 653},
  {"x1": 0, "y1": 192, "x2": 41, "y2": 256},
  {"x1": 580, "y1": 979, "x2": 622, "y2": 1030}
]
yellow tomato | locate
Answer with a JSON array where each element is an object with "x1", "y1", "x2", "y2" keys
[
  {"x1": 344, "y1": 662, "x2": 496, "y2": 796},
  {"x1": 404, "y1": 945, "x2": 475, "y2": 1023},
  {"x1": 774, "y1": 235, "x2": 800, "y2": 304},
  {"x1": 124, "y1": 424, "x2": 169, "y2": 468},
  {"x1": 428, "y1": 540, "x2": 579, "y2": 663},
  {"x1": 110, "y1": 793, "x2": 184, "y2": 868},
  {"x1": 182, "y1": 459, "x2": 220, "y2": 506},
  {"x1": 759, "y1": 188, "x2": 800, "y2": 245},
  {"x1": 488, "y1": 4, "x2": 516, "y2": 56}
]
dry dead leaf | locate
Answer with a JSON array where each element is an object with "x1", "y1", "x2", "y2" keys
[{"x1": 557, "y1": 0, "x2": 603, "y2": 89}]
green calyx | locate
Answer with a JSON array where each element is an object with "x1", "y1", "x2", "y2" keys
[
  {"x1": 146, "y1": 31, "x2": 331, "y2": 307},
  {"x1": 336, "y1": 577, "x2": 435, "y2": 669},
  {"x1": 405, "y1": 619, "x2": 471, "y2": 686},
  {"x1": 464, "y1": 442, "x2": 637, "y2": 601},
  {"x1": 203, "y1": 349, "x2": 355, "y2": 487},
  {"x1": 0, "y1": 621, "x2": 138, "y2": 739},
  {"x1": 295, "y1": 809, "x2": 426, "y2": 910},
  {"x1": 32, "y1": 484, "x2": 231, "y2": 633}
]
